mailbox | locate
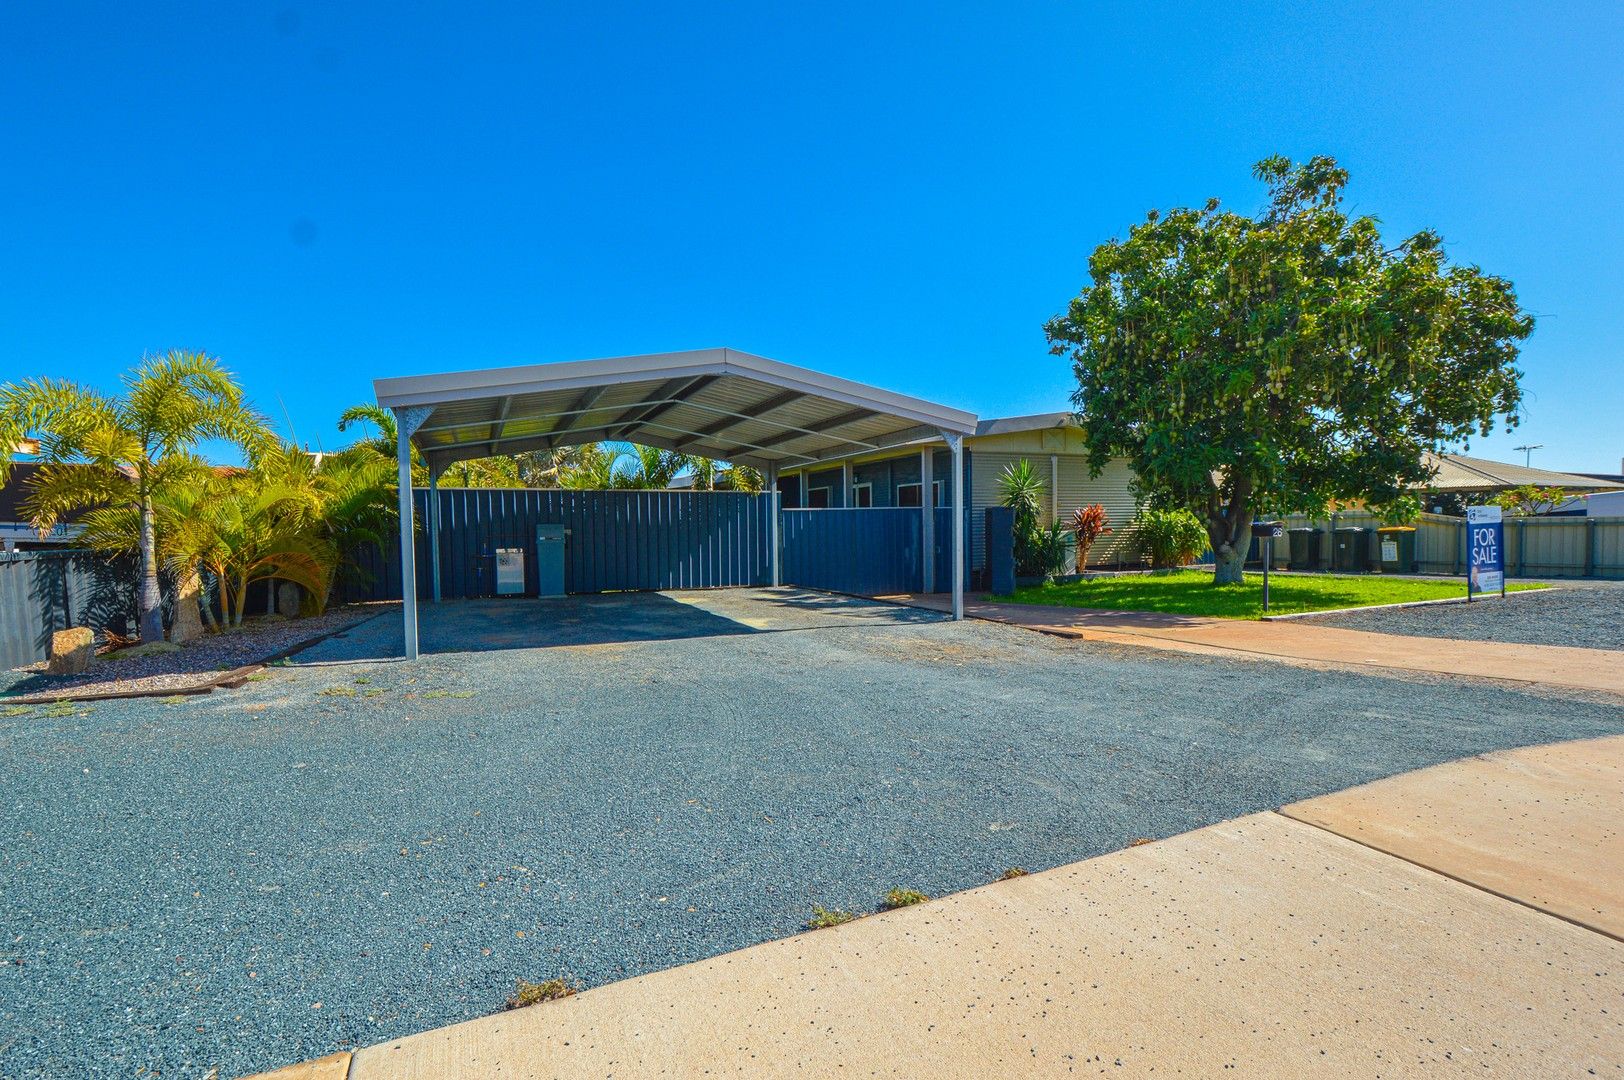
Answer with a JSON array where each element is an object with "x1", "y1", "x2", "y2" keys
[{"x1": 1250, "y1": 520, "x2": 1284, "y2": 540}]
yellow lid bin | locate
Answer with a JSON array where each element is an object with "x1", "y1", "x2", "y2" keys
[{"x1": 1376, "y1": 526, "x2": 1416, "y2": 574}]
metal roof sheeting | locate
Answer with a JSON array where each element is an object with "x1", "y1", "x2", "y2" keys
[
  {"x1": 374, "y1": 348, "x2": 977, "y2": 472},
  {"x1": 1421, "y1": 452, "x2": 1624, "y2": 492}
]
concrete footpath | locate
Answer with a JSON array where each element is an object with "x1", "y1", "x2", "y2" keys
[
  {"x1": 890, "y1": 593, "x2": 1624, "y2": 696},
  {"x1": 247, "y1": 736, "x2": 1624, "y2": 1079}
]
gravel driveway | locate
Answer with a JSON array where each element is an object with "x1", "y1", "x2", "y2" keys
[
  {"x1": 1305, "y1": 579, "x2": 1623, "y2": 650},
  {"x1": 3, "y1": 589, "x2": 1621, "y2": 1078}
]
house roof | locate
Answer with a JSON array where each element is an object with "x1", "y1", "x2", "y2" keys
[
  {"x1": 374, "y1": 348, "x2": 978, "y2": 473},
  {"x1": 1421, "y1": 452, "x2": 1624, "y2": 492},
  {"x1": 0, "y1": 461, "x2": 92, "y2": 525},
  {"x1": 973, "y1": 412, "x2": 1077, "y2": 437}
]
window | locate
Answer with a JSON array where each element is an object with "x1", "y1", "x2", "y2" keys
[
  {"x1": 896, "y1": 481, "x2": 942, "y2": 508},
  {"x1": 851, "y1": 483, "x2": 873, "y2": 508},
  {"x1": 807, "y1": 486, "x2": 831, "y2": 509}
]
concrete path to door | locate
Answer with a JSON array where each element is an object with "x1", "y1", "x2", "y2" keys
[
  {"x1": 886, "y1": 593, "x2": 1624, "y2": 696},
  {"x1": 249, "y1": 735, "x2": 1624, "y2": 1079}
]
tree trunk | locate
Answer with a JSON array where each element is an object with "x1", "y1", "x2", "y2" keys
[
  {"x1": 197, "y1": 569, "x2": 220, "y2": 633},
  {"x1": 1211, "y1": 540, "x2": 1247, "y2": 585},
  {"x1": 137, "y1": 496, "x2": 165, "y2": 642},
  {"x1": 1207, "y1": 483, "x2": 1252, "y2": 586}
]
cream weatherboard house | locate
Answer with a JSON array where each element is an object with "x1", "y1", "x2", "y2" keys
[{"x1": 775, "y1": 412, "x2": 1143, "y2": 574}]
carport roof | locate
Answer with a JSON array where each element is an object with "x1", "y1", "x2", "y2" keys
[{"x1": 374, "y1": 348, "x2": 978, "y2": 472}]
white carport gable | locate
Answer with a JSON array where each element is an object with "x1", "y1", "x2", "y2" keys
[
  {"x1": 373, "y1": 348, "x2": 978, "y2": 659},
  {"x1": 374, "y1": 348, "x2": 975, "y2": 475}
]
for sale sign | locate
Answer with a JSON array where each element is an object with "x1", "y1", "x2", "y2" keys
[{"x1": 1466, "y1": 505, "x2": 1505, "y2": 598}]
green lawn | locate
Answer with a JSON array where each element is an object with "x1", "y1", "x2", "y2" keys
[{"x1": 1005, "y1": 570, "x2": 1545, "y2": 619}]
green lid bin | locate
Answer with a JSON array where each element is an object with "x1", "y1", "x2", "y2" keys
[
  {"x1": 1377, "y1": 526, "x2": 1416, "y2": 574},
  {"x1": 1332, "y1": 527, "x2": 1368, "y2": 571},
  {"x1": 1287, "y1": 527, "x2": 1320, "y2": 570}
]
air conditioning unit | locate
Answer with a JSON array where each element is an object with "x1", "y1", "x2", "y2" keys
[{"x1": 494, "y1": 547, "x2": 525, "y2": 595}]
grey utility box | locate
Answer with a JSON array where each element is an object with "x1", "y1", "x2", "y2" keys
[
  {"x1": 494, "y1": 548, "x2": 526, "y2": 595},
  {"x1": 535, "y1": 524, "x2": 566, "y2": 597}
]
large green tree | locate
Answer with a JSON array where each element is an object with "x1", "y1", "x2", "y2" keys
[
  {"x1": 1, "y1": 352, "x2": 269, "y2": 641},
  {"x1": 1045, "y1": 156, "x2": 1531, "y2": 583}
]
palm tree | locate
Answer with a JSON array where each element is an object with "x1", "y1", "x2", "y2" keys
[
  {"x1": 336, "y1": 403, "x2": 400, "y2": 458},
  {"x1": 340, "y1": 402, "x2": 595, "y2": 490},
  {"x1": 557, "y1": 443, "x2": 617, "y2": 489},
  {"x1": 611, "y1": 444, "x2": 689, "y2": 489},
  {"x1": 312, "y1": 446, "x2": 397, "y2": 605},
  {"x1": 683, "y1": 458, "x2": 765, "y2": 493},
  {"x1": 1, "y1": 351, "x2": 269, "y2": 642}
]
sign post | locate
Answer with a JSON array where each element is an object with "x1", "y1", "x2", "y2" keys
[
  {"x1": 1251, "y1": 520, "x2": 1285, "y2": 612},
  {"x1": 1465, "y1": 505, "x2": 1506, "y2": 602}
]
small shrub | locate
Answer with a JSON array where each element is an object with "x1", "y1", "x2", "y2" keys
[
  {"x1": 807, "y1": 905, "x2": 855, "y2": 929},
  {"x1": 999, "y1": 867, "x2": 1030, "y2": 880},
  {"x1": 354, "y1": 676, "x2": 371, "y2": 685},
  {"x1": 1135, "y1": 508, "x2": 1208, "y2": 569},
  {"x1": 319, "y1": 685, "x2": 356, "y2": 697},
  {"x1": 42, "y1": 701, "x2": 81, "y2": 718},
  {"x1": 506, "y1": 977, "x2": 578, "y2": 1009},
  {"x1": 881, "y1": 888, "x2": 928, "y2": 909}
]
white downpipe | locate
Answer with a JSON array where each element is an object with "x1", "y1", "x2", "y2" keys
[{"x1": 948, "y1": 434, "x2": 964, "y2": 620}]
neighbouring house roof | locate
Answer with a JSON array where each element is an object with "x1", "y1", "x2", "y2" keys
[
  {"x1": 972, "y1": 412, "x2": 1078, "y2": 437},
  {"x1": 1420, "y1": 452, "x2": 1624, "y2": 493},
  {"x1": 0, "y1": 462, "x2": 63, "y2": 523},
  {"x1": 0, "y1": 461, "x2": 91, "y2": 543}
]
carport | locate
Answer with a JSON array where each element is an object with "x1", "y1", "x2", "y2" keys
[{"x1": 374, "y1": 348, "x2": 978, "y2": 659}]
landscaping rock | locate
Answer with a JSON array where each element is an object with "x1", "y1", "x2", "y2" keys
[
  {"x1": 170, "y1": 570, "x2": 206, "y2": 644},
  {"x1": 47, "y1": 627, "x2": 95, "y2": 675},
  {"x1": 277, "y1": 582, "x2": 303, "y2": 619}
]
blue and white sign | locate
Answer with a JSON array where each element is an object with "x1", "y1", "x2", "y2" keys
[{"x1": 1466, "y1": 504, "x2": 1505, "y2": 597}]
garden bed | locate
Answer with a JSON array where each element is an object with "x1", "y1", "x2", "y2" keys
[
  {"x1": 1005, "y1": 569, "x2": 1545, "y2": 619},
  {"x1": 0, "y1": 603, "x2": 391, "y2": 701}
]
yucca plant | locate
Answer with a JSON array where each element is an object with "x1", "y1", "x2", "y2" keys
[
  {"x1": 0, "y1": 352, "x2": 270, "y2": 642},
  {"x1": 998, "y1": 459, "x2": 1068, "y2": 577}
]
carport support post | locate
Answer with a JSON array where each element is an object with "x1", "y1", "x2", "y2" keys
[
  {"x1": 946, "y1": 433, "x2": 964, "y2": 620},
  {"x1": 765, "y1": 464, "x2": 781, "y2": 587},
  {"x1": 920, "y1": 447, "x2": 935, "y2": 593},
  {"x1": 394, "y1": 405, "x2": 433, "y2": 660}
]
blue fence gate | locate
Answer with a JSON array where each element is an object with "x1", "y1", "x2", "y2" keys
[{"x1": 779, "y1": 506, "x2": 970, "y2": 597}]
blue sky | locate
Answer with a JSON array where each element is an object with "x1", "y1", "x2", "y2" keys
[{"x1": 3, "y1": 2, "x2": 1621, "y2": 472}]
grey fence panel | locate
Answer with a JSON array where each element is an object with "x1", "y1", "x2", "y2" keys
[
  {"x1": 1593, "y1": 518, "x2": 1624, "y2": 579},
  {"x1": 341, "y1": 489, "x2": 774, "y2": 602},
  {"x1": 0, "y1": 551, "x2": 137, "y2": 669},
  {"x1": 781, "y1": 508, "x2": 923, "y2": 596}
]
